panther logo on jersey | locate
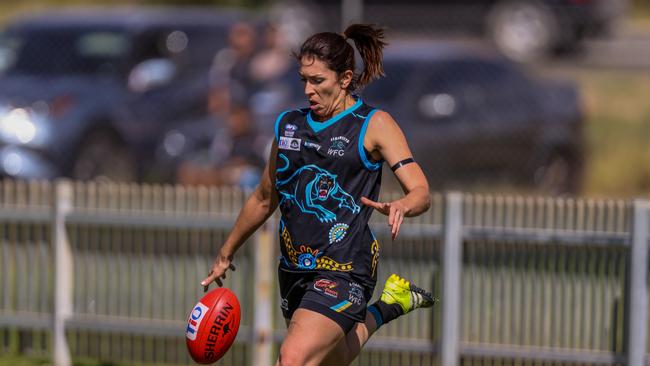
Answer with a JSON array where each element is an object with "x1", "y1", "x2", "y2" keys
[{"x1": 276, "y1": 164, "x2": 360, "y2": 223}]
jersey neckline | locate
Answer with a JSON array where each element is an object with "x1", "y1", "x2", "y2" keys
[{"x1": 306, "y1": 97, "x2": 363, "y2": 134}]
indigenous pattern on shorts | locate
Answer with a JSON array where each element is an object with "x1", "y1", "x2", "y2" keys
[{"x1": 274, "y1": 98, "x2": 382, "y2": 284}]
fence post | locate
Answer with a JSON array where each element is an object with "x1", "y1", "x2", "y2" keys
[
  {"x1": 441, "y1": 192, "x2": 463, "y2": 366},
  {"x1": 53, "y1": 179, "x2": 73, "y2": 366},
  {"x1": 252, "y1": 224, "x2": 274, "y2": 366},
  {"x1": 628, "y1": 200, "x2": 649, "y2": 366}
]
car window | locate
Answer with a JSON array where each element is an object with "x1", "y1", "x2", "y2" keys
[
  {"x1": 361, "y1": 60, "x2": 412, "y2": 104},
  {"x1": 130, "y1": 29, "x2": 171, "y2": 65},
  {"x1": 5, "y1": 28, "x2": 130, "y2": 76},
  {"x1": 0, "y1": 32, "x2": 20, "y2": 74},
  {"x1": 459, "y1": 59, "x2": 527, "y2": 86},
  {"x1": 183, "y1": 26, "x2": 230, "y2": 68},
  {"x1": 77, "y1": 32, "x2": 129, "y2": 58},
  {"x1": 415, "y1": 58, "x2": 532, "y2": 123},
  {"x1": 418, "y1": 62, "x2": 472, "y2": 121},
  {"x1": 417, "y1": 58, "x2": 526, "y2": 121},
  {"x1": 131, "y1": 25, "x2": 230, "y2": 72},
  {"x1": 456, "y1": 59, "x2": 533, "y2": 109}
]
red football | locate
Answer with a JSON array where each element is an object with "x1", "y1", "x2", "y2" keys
[{"x1": 185, "y1": 287, "x2": 241, "y2": 364}]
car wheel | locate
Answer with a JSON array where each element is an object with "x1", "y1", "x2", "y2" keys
[
  {"x1": 533, "y1": 153, "x2": 580, "y2": 195},
  {"x1": 487, "y1": 0, "x2": 560, "y2": 62},
  {"x1": 71, "y1": 130, "x2": 137, "y2": 182}
]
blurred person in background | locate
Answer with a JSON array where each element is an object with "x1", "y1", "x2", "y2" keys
[
  {"x1": 176, "y1": 103, "x2": 266, "y2": 189},
  {"x1": 248, "y1": 21, "x2": 299, "y2": 136},
  {"x1": 176, "y1": 20, "x2": 266, "y2": 189},
  {"x1": 251, "y1": 23, "x2": 291, "y2": 84},
  {"x1": 201, "y1": 23, "x2": 435, "y2": 366},
  {"x1": 209, "y1": 20, "x2": 258, "y2": 114}
]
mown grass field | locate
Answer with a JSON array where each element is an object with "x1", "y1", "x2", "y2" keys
[
  {"x1": 0, "y1": 356, "x2": 120, "y2": 366},
  {"x1": 567, "y1": 67, "x2": 650, "y2": 198}
]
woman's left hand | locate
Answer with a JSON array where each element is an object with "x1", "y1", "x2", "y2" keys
[{"x1": 361, "y1": 197, "x2": 408, "y2": 240}]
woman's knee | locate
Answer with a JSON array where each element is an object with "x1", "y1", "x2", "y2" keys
[
  {"x1": 278, "y1": 343, "x2": 307, "y2": 366},
  {"x1": 278, "y1": 309, "x2": 347, "y2": 365}
]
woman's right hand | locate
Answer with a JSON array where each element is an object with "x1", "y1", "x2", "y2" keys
[{"x1": 200, "y1": 254, "x2": 236, "y2": 292}]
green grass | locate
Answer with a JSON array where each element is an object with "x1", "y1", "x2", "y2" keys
[
  {"x1": 632, "y1": 0, "x2": 650, "y2": 19},
  {"x1": 0, "y1": 355, "x2": 49, "y2": 366},
  {"x1": 573, "y1": 69, "x2": 650, "y2": 198},
  {"x1": 0, "y1": 355, "x2": 122, "y2": 366}
]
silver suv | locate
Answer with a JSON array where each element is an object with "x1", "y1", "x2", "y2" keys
[{"x1": 0, "y1": 8, "x2": 242, "y2": 181}]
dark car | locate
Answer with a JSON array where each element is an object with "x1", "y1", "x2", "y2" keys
[
  {"x1": 312, "y1": 0, "x2": 627, "y2": 62},
  {"x1": 0, "y1": 8, "x2": 244, "y2": 181},
  {"x1": 361, "y1": 41, "x2": 584, "y2": 193}
]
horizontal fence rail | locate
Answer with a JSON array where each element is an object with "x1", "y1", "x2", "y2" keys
[{"x1": 0, "y1": 180, "x2": 648, "y2": 366}]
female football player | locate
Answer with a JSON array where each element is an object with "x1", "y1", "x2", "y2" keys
[{"x1": 202, "y1": 23, "x2": 434, "y2": 366}]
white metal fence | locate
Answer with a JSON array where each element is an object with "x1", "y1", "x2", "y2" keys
[{"x1": 0, "y1": 180, "x2": 648, "y2": 366}]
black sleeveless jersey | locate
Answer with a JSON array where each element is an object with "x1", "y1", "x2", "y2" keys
[{"x1": 274, "y1": 98, "x2": 383, "y2": 284}]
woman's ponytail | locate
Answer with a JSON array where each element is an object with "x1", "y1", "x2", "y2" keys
[{"x1": 343, "y1": 24, "x2": 387, "y2": 89}]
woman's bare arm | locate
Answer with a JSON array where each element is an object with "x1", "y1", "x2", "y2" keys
[
  {"x1": 201, "y1": 141, "x2": 279, "y2": 289},
  {"x1": 361, "y1": 110, "x2": 430, "y2": 239}
]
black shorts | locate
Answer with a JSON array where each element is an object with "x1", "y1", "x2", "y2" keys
[{"x1": 278, "y1": 265, "x2": 375, "y2": 334}]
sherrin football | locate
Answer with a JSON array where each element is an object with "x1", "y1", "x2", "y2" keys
[{"x1": 185, "y1": 287, "x2": 241, "y2": 364}]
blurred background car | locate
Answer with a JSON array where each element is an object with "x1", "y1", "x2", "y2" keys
[
  {"x1": 312, "y1": 0, "x2": 628, "y2": 62},
  {"x1": 0, "y1": 7, "x2": 244, "y2": 182},
  {"x1": 362, "y1": 41, "x2": 584, "y2": 194}
]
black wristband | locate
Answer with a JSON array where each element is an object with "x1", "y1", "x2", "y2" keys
[{"x1": 390, "y1": 158, "x2": 415, "y2": 172}]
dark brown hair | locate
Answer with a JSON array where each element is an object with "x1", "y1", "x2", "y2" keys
[{"x1": 294, "y1": 23, "x2": 387, "y2": 91}]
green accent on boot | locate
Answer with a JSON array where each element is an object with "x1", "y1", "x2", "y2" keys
[{"x1": 379, "y1": 274, "x2": 436, "y2": 314}]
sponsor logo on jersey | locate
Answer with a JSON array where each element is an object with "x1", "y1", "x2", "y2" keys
[
  {"x1": 279, "y1": 137, "x2": 301, "y2": 151},
  {"x1": 314, "y1": 278, "x2": 339, "y2": 298},
  {"x1": 284, "y1": 124, "x2": 298, "y2": 137},
  {"x1": 304, "y1": 141, "x2": 322, "y2": 151},
  {"x1": 186, "y1": 302, "x2": 209, "y2": 340},
  {"x1": 348, "y1": 282, "x2": 364, "y2": 305},
  {"x1": 328, "y1": 136, "x2": 350, "y2": 157}
]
